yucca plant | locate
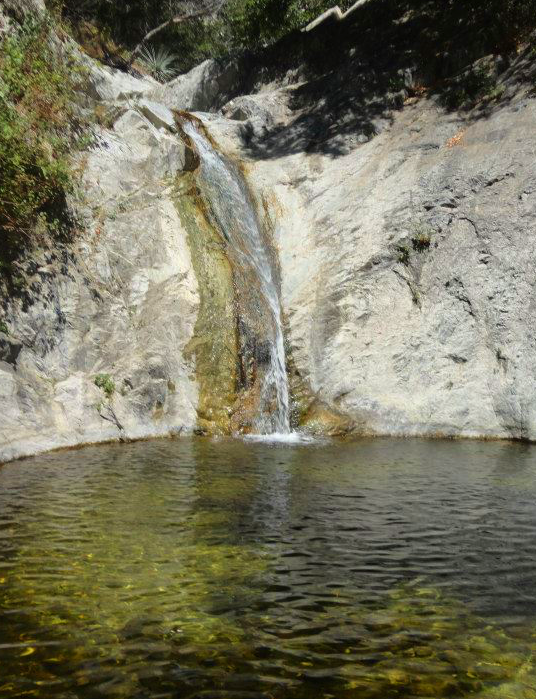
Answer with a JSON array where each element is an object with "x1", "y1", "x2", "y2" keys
[{"x1": 138, "y1": 46, "x2": 179, "y2": 82}]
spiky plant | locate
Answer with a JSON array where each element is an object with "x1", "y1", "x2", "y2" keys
[{"x1": 138, "y1": 46, "x2": 179, "y2": 82}]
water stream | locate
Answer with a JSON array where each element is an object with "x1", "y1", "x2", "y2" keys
[{"x1": 182, "y1": 119, "x2": 290, "y2": 435}]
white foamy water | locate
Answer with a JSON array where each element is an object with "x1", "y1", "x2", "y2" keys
[
  {"x1": 182, "y1": 119, "x2": 290, "y2": 435},
  {"x1": 243, "y1": 432, "x2": 322, "y2": 445}
]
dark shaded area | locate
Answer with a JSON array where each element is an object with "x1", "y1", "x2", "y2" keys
[
  {"x1": 225, "y1": 0, "x2": 536, "y2": 159},
  {"x1": 0, "y1": 332, "x2": 22, "y2": 366},
  {"x1": 0, "y1": 195, "x2": 81, "y2": 308},
  {"x1": 52, "y1": 1, "x2": 356, "y2": 73}
]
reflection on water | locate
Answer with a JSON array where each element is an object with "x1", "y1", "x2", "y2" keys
[{"x1": 1, "y1": 437, "x2": 536, "y2": 698}]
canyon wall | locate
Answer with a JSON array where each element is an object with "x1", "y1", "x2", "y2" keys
[
  {"x1": 209, "y1": 70, "x2": 536, "y2": 440},
  {"x1": 1, "y1": 6, "x2": 536, "y2": 460}
]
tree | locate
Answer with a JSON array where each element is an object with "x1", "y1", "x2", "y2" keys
[
  {"x1": 128, "y1": 0, "x2": 226, "y2": 64},
  {"x1": 54, "y1": 0, "x2": 225, "y2": 53}
]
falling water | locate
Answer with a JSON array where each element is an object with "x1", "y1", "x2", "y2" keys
[{"x1": 182, "y1": 119, "x2": 290, "y2": 435}]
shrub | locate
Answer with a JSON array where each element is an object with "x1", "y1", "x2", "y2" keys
[
  {"x1": 0, "y1": 16, "x2": 88, "y2": 267},
  {"x1": 412, "y1": 230, "x2": 432, "y2": 252},
  {"x1": 441, "y1": 63, "x2": 498, "y2": 110},
  {"x1": 94, "y1": 373, "x2": 115, "y2": 398},
  {"x1": 138, "y1": 45, "x2": 179, "y2": 82}
]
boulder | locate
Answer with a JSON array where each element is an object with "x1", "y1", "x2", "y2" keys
[
  {"x1": 151, "y1": 59, "x2": 240, "y2": 112},
  {"x1": 137, "y1": 99, "x2": 177, "y2": 132},
  {"x1": 79, "y1": 61, "x2": 155, "y2": 103}
]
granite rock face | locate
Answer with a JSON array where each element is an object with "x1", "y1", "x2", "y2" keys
[
  {"x1": 0, "y1": 67, "x2": 199, "y2": 463},
  {"x1": 1, "y1": 19, "x2": 536, "y2": 461},
  {"x1": 203, "y1": 56, "x2": 536, "y2": 441},
  {"x1": 150, "y1": 59, "x2": 240, "y2": 113}
]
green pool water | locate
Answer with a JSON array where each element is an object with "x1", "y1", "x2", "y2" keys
[{"x1": 1, "y1": 437, "x2": 536, "y2": 698}]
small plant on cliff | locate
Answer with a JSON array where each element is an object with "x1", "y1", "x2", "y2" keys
[
  {"x1": 138, "y1": 45, "x2": 179, "y2": 82},
  {"x1": 412, "y1": 232, "x2": 432, "y2": 252},
  {"x1": 397, "y1": 244, "x2": 411, "y2": 265},
  {"x1": 410, "y1": 223, "x2": 434, "y2": 252},
  {"x1": 441, "y1": 63, "x2": 498, "y2": 110},
  {"x1": 94, "y1": 373, "x2": 116, "y2": 399}
]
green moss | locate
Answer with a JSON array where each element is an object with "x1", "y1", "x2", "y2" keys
[
  {"x1": 173, "y1": 173, "x2": 239, "y2": 435},
  {"x1": 285, "y1": 338, "x2": 354, "y2": 435}
]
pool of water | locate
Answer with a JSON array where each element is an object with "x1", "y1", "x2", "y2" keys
[{"x1": 1, "y1": 437, "x2": 536, "y2": 698}]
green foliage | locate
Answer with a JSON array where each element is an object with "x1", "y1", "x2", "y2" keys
[
  {"x1": 163, "y1": 18, "x2": 229, "y2": 73},
  {"x1": 0, "y1": 320, "x2": 9, "y2": 335},
  {"x1": 217, "y1": 0, "x2": 354, "y2": 51},
  {"x1": 138, "y1": 46, "x2": 179, "y2": 82},
  {"x1": 0, "y1": 17, "x2": 87, "y2": 266},
  {"x1": 52, "y1": 0, "x2": 356, "y2": 70},
  {"x1": 441, "y1": 63, "x2": 498, "y2": 109},
  {"x1": 220, "y1": 0, "x2": 298, "y2": 50},
  {"x1": 397, "y1": 244, "x2": 410, "y2": 265},
  {"x1": 94, "y1": 373, "x2": 116, "y2": 398}
]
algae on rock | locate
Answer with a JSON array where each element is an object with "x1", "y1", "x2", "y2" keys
[{"x1": 173, "y1": 173, "x2": 238, "y2": 435}]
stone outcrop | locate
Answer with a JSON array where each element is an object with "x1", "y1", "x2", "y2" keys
[
  {"x1": 81, "y1": 62, "x2": 155, "y2": 103},
  {"x1": 201, "y1": 48, "x2": 536, "y2": 441},
  {"x1": 150, "y1": 59, "x2": 240, "y2": 112},
  {"x1": 0, "y1": 67, "x2": 200, "y2": 462}
]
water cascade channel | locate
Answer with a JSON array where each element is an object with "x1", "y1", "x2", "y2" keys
[{"x1": 182, "y1": 119, "x2": 290, "y2": 435}]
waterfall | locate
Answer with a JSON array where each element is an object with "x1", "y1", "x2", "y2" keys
[{"x1": 182, "y1": 120, "x2": 290, "y2": 435}]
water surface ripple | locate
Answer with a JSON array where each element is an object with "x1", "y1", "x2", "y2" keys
[{"x1": 1, "y1": 437, "x2": 536, "y2": 698}]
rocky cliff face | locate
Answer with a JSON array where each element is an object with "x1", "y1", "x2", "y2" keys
[
  {"x1": 1, "y1": 11, "x2": 536, "y2": 461},
  {"x1": 213, "y1": 81, "x2": 536, "y2": 441},
  {"x1": 0, "y1": 66, "x2": 202, "y2": 462}
]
